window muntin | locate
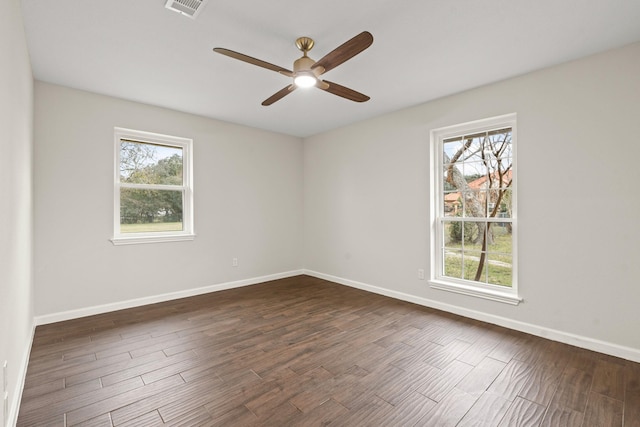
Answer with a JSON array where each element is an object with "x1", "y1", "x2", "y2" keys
[
  {"x1": 112, "y1": 128, "x2": 194, "y2": 245},
  {"x1": 431, "y1": 114, "x2": 519, "y2": 304}
]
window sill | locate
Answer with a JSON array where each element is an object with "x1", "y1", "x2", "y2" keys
[
  {"x1": 110, "y1": 233, "x2": 196, "y2": 246},
  {"x1": 429, "y1": 279, "x2": 522, "y2": 305}
]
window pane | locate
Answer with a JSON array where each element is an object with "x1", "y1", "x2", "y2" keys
[
  {"x1": 120, "y1": 188, "x2": 183, "y2": 233},
  {"x1": 459, "y1": 220, "x2": 481, "y2": 247},
  {"x1": 444, "y1": 192, "x2": 461, "y2": 217},
  {"x1": 443, "y1": 137, "x2": 464, "y2": 164},
  {"x1": 487, "y1": 224, "x2": 512, "y2": 259},
  {"x1": 495, "y1": 189, "x2": 512, "y2": 219},
  {"x1": 487, "y1": 253, "x2": 512, "y2": 287},
  {"x1": 463, "y1": 135, "x2": 484, "y2": 162},
  {"x1": 463, "y1": 162, "x2": 487, "y2": 181},
  {"x1": 443, "y1": 249, "x2": 463, "y2": 279},
  {"x1": 487, "y1": 129, "x2": 512, "y2": 159},
  {"x1": 461, "y1": 191, "x2": 470, "y2": 217},
  {"x1": 487, "y1": 189, "x2": 503, "y2": 217},
  {"x1": 463, "y1": 189, "x2": 487, "y2": 218},
  {"x1": 446, "y1": 220, "x2": 479, "y2": 247},
  {"x1": 443, "y1": 222, "x2": 455, "y2": 247},
  {"x1": 449, "y1": 220, "x2": 514, "y2": 287},
  {"x1": 120, "y1": 140, "x2": 183, "y2": 185},
  {"x1": 463, "y1": 251, "x2": 485, "y2": 282},
  {"x1": 488, "y1": 170, "x2": 511, "y2": 191},
  {"x1": 443, "y1": 166, "x2": 457, "y2": 192}
]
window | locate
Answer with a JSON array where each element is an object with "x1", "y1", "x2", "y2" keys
[
  {"x1": 430, "y1": 114, "x2": 520, "y2": 304},
  {"x1": 111, "y1": 128, "x2": 194, "y2": 245}
]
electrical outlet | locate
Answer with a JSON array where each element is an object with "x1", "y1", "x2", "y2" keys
[
  {"x1": 232, "y1": 257, "x2": 238, "y2": 267},
  {"x1": 418, "y1": 269, "x2": 425, "y2": 280}
]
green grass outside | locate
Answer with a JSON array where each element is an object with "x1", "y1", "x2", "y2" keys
[
  {"x1": 121, "y1": 222, "x2": 183, "y2": 233},
  {"x1": 443, "y1": 223, "x2": 513, "y2": 286},
  {"x1": 444, "y1": 223, "x2": 512, "y2": 262},
  {"x1": 444, "y1": 255, "x2": 512, "y2": 286}
]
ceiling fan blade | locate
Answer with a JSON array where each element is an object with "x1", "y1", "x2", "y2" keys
[
  {"x1": 318, "y1": 80, "x2": 370, "y2": 103},
  {"x1": 311, "y1": 31, "x2": 373, "y2": 74},
  {"x1": 213, "y1": 48, "x2": 292, "y2": 74},
  {"x1": 262, "y1": 85, "x2": 296, "y2": 106}
]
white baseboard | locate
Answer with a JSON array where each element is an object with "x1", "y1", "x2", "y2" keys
[
  {"x1": 303, "y1": 270, "x2": 640, "y2": 363},
  {"x1": 35, "y1": 270, "x2": 304, "y2": 326},
  {"x1": 31, "y1": 268, "x2": 640, "y2": 363},
  {"x1": 7, "y1": 320, "x2": 35, "y2": 427}
]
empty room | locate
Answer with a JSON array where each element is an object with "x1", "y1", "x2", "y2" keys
[{"x1": 2, "y1": 0, "x2": 640, "y2": 425}]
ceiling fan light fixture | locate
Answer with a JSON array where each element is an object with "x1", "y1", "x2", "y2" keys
[
  {"x1": 214, "y1": 31, "x2": 373, "y2": 105},
  {"x1": 294, "y1": 73, "x2": 316, "y2": 88}
]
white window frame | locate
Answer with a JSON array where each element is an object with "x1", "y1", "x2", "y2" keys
[
  {"x1": 111, "y1": 127, "x2": 195, "y2": 245},
  {"x1": 429, "y1": 113, "x2": 521, "y2": 305}
]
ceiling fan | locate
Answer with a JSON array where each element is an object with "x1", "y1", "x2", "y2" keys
[{"x1": 213, "y1": 31, "x2": 373, "y2": 106}]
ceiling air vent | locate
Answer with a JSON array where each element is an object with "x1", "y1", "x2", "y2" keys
[{"x1": 164, "y1": 0, "x2": 208, "y2": 19}]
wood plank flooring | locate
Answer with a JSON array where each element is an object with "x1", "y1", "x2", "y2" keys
[{"x1": 17, "y1": 275, "x2": 640, "y2": 426}]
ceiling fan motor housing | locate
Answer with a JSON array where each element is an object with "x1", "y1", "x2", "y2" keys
[
  {"x1": 293, "y1": 37, "x2": 323, "y2": 77},
  {"x1": 294, "y1": 56, "x2": 316, "y2": 73}
]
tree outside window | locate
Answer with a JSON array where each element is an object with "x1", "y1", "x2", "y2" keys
[
  {"x1": 431, "y1": 114, "x2": 519, "y2": 304},
  {"x1": 112, "y1": 128, "x2": 194, "y2": 245},
  {"x1": 119, "y1": 141, "x2": 184, "y2": 232}
]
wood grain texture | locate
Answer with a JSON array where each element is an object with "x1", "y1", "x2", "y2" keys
[
  {"x1": 582, "y1": 392, "x2": 623, "y2": 427},
  {"x1": 540, "y1": 403, "x2": 584, "y2": 427},
  {"x1": 498, "y1": 396, "x2": 546, "y2": 427},
  {"x1": 456, "y1": 356, "x2": 506, "y2": 397},
  {"x1": 416, "y1": 388, "x2": 478, "y2": 426},
  {"x1": 592, "y1": 358, "x2": 626, "y2": 401},
  {"x1": 457, "y1": 392, "x2": 511, "y2": 426},
  {"x1": 16, "y1": 275, "x2": 640, "y2": 426}
]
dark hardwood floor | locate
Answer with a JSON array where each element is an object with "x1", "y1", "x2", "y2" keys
[{"x1": 17, "y1": 275, "x2": 640, "y2": 426}]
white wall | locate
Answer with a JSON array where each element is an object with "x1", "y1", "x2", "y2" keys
[
  {"x1": 30, "y1": 40, "x2": 640, "y2": 365},
  {"x1": 304, "y1": 42, "x2": 640, "y2": 357},
  {"x1": 34, "y1": 83, "x2": 303, "y2": 317},
  {"x1": 0, "y1": 0, "x2": 34, "y2": 424}
]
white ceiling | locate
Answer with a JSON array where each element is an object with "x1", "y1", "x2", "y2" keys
[{"x1": 21, "y1": 0, "x2": 640, "y2": 137}]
